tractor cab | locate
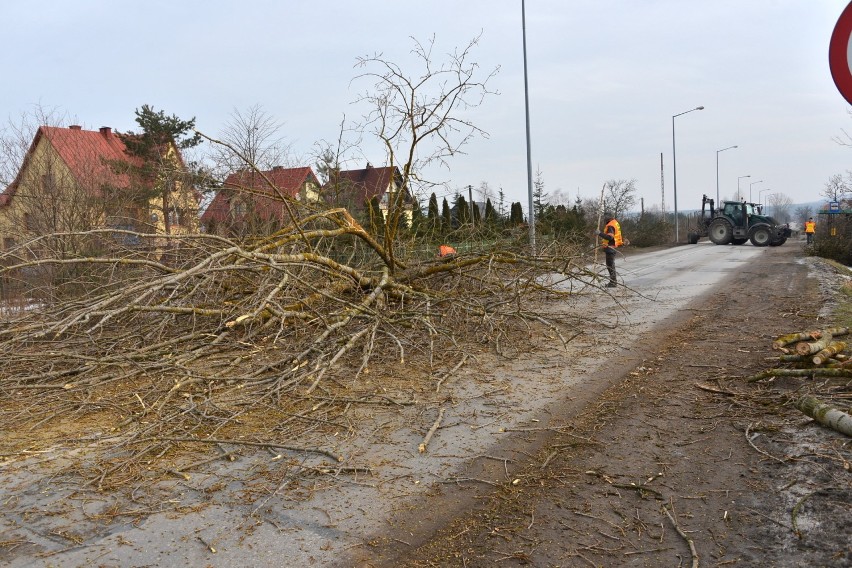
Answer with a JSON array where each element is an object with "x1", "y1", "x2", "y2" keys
[{"x1": 718, "y1": 201, "x2": 756, "y2": 239}]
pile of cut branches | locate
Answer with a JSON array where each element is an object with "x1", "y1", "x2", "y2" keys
[{"x1": 0, "y1": 205, "x2": 601, "y2": 490}]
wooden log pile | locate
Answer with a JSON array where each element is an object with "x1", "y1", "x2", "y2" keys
[
  {"x1": 752, "y1": 327, "x2": 852, "y2": 380},
  {"x1": 749, "y1": 327, "x2": 852, "y2": 438}
]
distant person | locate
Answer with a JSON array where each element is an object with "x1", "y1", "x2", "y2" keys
[
  {"x1": 596, "y1": 213, "x2": 623, "y2": 288},
  {"x1": 805, "y1": 217, "x2": 816, "y2": 244}
]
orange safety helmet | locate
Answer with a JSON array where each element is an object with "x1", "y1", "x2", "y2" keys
[{"x1": 438, "y1": 245, "x2": 457, "y2": 257}]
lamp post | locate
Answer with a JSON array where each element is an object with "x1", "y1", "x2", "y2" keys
[
  {"x1": 737, "y1": 175, "x2": 750, "y2": 201},
  {"x1": 716, "y1": 145, "x2": 737, "y2": 205},
  {"x1": 521, "y1": 0, "x2": 535, "y2": 252},
  {"x1": 749, "y1": 180, "x2": 763, "y2": 202},
  {"x1": 672, "y1": 105, "x2": 704, "y2": 243},
  {"x1": 758, "y1": 188, "x2": 771, "y2": 215}
]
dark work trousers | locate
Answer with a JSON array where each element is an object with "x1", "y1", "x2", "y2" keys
[
  {"x1": 806, "y1": 232, "x2": 813, "y2": 244},
  {"x1": 604, "y1": 249, "x2": 617, "y2": 285}
]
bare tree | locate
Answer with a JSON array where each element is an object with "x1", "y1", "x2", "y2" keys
[
  {"x1": 823, "y1": 173, "x2": 851, "y2": 203},
  {"x1": 794, "y1": 205, "x2": 813, "y2": 226},
  {"x1": 210, "y1": 105, "x2": 293, "y2": 178},
  {"x1": 767, "y1": 193, "x2": 793, "y2": 223},
  {"x1": 352, "y1": 34, "x2": 499, "y2": 266},
  {"x1": 583, "y1": 179, "x2": 638, "y2": 221},
  {"x1": 0, "y1": 105, "x2": 71, "y2": 188},
  {"x1": 476, "y1": 181, "x2": 494, "y2": 203}
]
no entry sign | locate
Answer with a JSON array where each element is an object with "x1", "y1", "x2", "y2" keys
[{"x1": 830, "y1": 1, "x2": 852, "y2": 104}]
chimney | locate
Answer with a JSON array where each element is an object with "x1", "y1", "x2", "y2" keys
[
  {"x1": 273, "y1": 165, "x2": 283, "y2": 171},
  {"x1": 99, "y1": 126, "x2": 112, "y2": 137},
  {"x1": 365, "y1": 161, "x2": 373, "y2": 169},
  {"x1": 69, "y1": 125, "x2": 82, "y2": 130}
]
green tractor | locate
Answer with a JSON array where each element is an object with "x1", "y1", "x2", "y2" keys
[{"x1": 687, "y1": 195, "x2": 791, "y2": 247}]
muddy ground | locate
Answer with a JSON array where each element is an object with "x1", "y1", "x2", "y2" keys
[{"x1": 355, "y1": 246, "x2": 852, "y2": 567}]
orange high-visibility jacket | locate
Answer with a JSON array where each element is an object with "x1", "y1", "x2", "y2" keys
[
  {"x1": 604, "y1": 219, "x2": 623, "y2": 247},
  {"x1": 805, "y1": 221, "x2": 816, "y2": 234}
]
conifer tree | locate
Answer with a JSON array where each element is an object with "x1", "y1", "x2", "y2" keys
[
  {"x1": 455, "y1": 194, "x2": 470, "y2": 225},
  {"x1": 427, "y1": 192, "x2": 440, "y2": 228},
  {"x1": 120, "y1": 105, "x2": 202, "y2": 234},
  {"x1": 441, "y1": 197, "x2": 452, "y2": 231},
  {"x1": 484, "y1": 198, "x2": 497, "y2": 225},
  {"x1": 510, "y1": 202, "x2": 524, "y2": 226}
]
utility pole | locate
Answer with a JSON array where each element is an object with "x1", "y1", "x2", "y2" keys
[
  {"x1": 468, "y1": 184, "x2": 475, "y2": 226},
  {"x1": 660, "y1": 153, "x2": 665, "y2": 214}
]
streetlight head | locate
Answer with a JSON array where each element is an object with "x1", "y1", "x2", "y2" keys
[
  {"x1": 732, "y1": 145, "x2": 738, "y2": 148},
  {"x1": 696, "y1": 106, "x2": 705, "y2": 110}
]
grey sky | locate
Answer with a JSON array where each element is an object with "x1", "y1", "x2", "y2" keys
[{"x1": 2, "y1": 0, "x2": 850, "y2": 211}]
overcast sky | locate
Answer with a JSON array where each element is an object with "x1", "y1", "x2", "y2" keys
[{"x1": 2, "y1": 0, "x2": 851, "y2": 212}]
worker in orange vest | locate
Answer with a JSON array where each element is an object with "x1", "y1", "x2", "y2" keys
[
  {"x1": 596, "y1": 213, "x2": 623, "y2": 288},
  {"x1": 804, "y1": 217, "x2": 816, "y2": 244}
]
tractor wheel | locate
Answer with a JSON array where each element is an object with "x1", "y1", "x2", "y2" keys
[
  {"x1": 732, "y1": 238, "x2": 748, "y2": 245},
  {"x1": 687, "y1": 232, "x2": 699, "y2": 244},
  {"x1": 769, "y1": 237, "x2": 787, "y2": 247},
  {"x1": 749, "y1": 225, "x2": 772, "y2": 247},
  {"x1": 708, "y1": 219, "x2": 733, "y2": 245}
]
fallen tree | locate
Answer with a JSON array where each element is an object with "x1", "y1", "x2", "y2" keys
[
  {"x1": 0, "y1": 208, "x2": 599, "y2": 489},
  {"x1": 794, "y1": 396, "x2": 852, "y2": 437}
]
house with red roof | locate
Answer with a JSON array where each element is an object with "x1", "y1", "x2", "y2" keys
[
  {"x1": 0, "y1": 124, "x2": 198, "y2": 251},
  {"x1": 323, "y1": 163, "x2": 413, "y2": 223},
  {"x1": 200, "y1": 166, "x2": 320, "y2": 236}
]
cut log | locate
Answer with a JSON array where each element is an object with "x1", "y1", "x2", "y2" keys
[
  {"x1": 773, "y1": 331, "x2": 821, "y2": 350},
  {"x1": 794, "y1": 396, "x2": 852, "y2": 437},
  {"x1": 812, "y1": 341, "x2": 847, "y2": 366},
  {"x1": 747, "y1": 367, "x2": 852, "y2": 382},
  {"x1": 795, "y1": 332, "x2": 833, "y2": 356}
]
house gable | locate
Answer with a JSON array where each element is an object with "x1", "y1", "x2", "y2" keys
[
  {"x1": 323, "y1": 164, "x2": 411, "y2": 212},
  {"x1": 0, "y1": 125, "x2": 197, "y2": 248},
  {"x1": 200, "y1": 166, "x2": 320, "y2": 228}
]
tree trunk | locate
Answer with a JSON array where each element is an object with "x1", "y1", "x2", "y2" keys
[
  {"x1": 773, "y1": 331, "x2": 821, "y2": 350},
  {"x1": 795, "y1": 333, "x2": 833, "y2": 356},
  {"x1": 794, "y1": 396, "x2": 852, "y2": 437},
  {"x1": 812, "y1": 341, "x2": 847, "y2": 366}
]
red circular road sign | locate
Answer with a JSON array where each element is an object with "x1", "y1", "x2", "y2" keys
[{"x1": 830, "y1": 1, "x2": 852, "y2": 104}]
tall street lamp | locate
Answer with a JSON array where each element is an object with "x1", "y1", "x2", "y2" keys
[
  {"x1": 737, "y1": 175, "x2": 750, "y2": 201},
  {"x1": 672, "y1": 105, "x2": 704, "y2": 243},
  {"x1": 716, "y1": 145, "x2": 738, "y2": 205},
  {"x1": 758, "y1": 187, "x2": 771, "y2": 205},
  {"x1": 749, "y1": 180, "x2": 764, "y2": 202},
  {"x1": 521, "y1": 0, "x2": 535, "y2": 252}
]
